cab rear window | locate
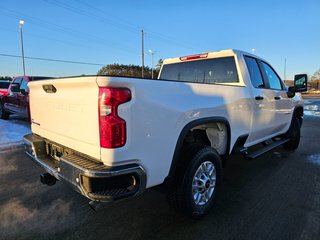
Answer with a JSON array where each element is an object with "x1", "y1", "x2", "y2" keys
[{"x1": 159, "y1": 57, "x2": 239, "y2": 84}]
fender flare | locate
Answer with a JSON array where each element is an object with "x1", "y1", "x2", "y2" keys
[
  {"x1": 167, "y1": 117, "x2": 231, "y2": 179},
  {"x1": 293, "y1": 105, "x2": 304, "y2": 126}
]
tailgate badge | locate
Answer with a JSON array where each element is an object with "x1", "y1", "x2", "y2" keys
[{"x1": 42, "y1": 84, "x2": 57, "y2": 93}]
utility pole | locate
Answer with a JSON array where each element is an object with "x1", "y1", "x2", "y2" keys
[
  {"x1": 141, "y1": 29, "x2": 144, "y2": 78},
  {"x1": 19, "y1": 20, "x2": 26, "y2": 76}
]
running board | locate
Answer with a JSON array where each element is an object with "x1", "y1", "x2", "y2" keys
[{"x1": 243, "y1": 139, "x2": 290, "y2": 160}]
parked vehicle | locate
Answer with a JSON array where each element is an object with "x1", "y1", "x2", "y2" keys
[
  {"x1": 0, "y1": 76, "x2": 53, "y2": 120},
  {"x1": 0, "y1": 79, "x2": 11, "y2": 96},
  {"x1": 23, "y1": 49, "x2": 307, "y2": 218}
]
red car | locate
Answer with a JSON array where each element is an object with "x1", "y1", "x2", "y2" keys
[
  {"x1": 0, "y1": 76, "x2": 53, "y2": 120},
  {"x1": 0, "y1": 79, "x2": 11, "y2": 96}
]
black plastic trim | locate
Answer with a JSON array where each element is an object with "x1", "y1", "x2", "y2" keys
[
  {"x1": 167, "y1": 117, "x2": 231, "y2": 179},
  {"x1": 231, "y1": 134, "x2": 249, "y2": 153},
  {"x1": 293, "y1": 105, "x2": 304, "y2": 127}
]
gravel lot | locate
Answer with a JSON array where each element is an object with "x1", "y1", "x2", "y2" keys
[{"x1": 0, "y1": 99, "x2": 319, "y2": 240}]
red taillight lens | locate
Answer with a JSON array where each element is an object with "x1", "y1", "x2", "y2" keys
[{"x1": 99, "y1": 87, "x2": 131, "y2": 148}]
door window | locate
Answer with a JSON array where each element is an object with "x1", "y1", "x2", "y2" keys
[
  {"x1": 20, "y1": 79, "x2": 29, "y2": 93},
  {"x1": 261, "y1": 62, "x2": 283, "y2": 90},
  {"x1": 10, "y1": 78, "x2": 22, "y2": 93},
  {"x1": 244, "y1": 56, "x2": 264, "y2": 88}
]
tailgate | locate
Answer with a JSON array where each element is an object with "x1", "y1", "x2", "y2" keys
[{"x1": 28, "y1": 76, "x2": 101, "y2": 160}]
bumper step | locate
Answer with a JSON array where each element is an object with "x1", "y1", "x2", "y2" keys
[{"x1": 23, "y1": 133, "x2": 146, "y2": 202}]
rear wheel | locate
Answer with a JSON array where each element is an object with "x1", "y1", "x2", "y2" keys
[
  {"x1": 168, "y1": 144, "x2": 223, "y2": 218},
  {"x1": 0, "y1": 103, "x2": 9, "y2": 120},
  {"x1": 283, "y1": 117, "x2": 300, "y2": 150}
]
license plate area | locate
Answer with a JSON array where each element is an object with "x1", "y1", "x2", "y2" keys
[{"x1": 45, "y1": 141, "x2": 73, "y2": 160}]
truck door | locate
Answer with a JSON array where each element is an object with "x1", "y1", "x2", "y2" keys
[
  {"x1": 4, "y1": 78, "x2": 22, "y2": 113},
  {"x1": 17, "y1": 78, "x2": 30, "y2": 118},
  {"x1": 259, "y1": 61, "x2": 292, "y2": 133},
  {"x1": 244, "y1": 56, "x2": 290, "y2": 145}
]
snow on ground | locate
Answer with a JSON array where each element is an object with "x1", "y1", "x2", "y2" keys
[{"x1": 0, "y1": 116, "x2": 31, "y2": 151}]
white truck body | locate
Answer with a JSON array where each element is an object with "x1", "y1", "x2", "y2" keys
[{"x1": 24, "y1": 49, "x2": 306, "y2": 216}]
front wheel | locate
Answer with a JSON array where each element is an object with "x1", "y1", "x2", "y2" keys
[
  {"x1": 283, "y1": 117, "x2": 301, "y2": 150},
  {"x1": 170, "y1": 144, "x2": 223, "y2": 218}
]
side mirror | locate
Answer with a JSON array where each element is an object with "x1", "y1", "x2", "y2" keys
[
  {"x1": 287, "y1": 74, "x2": 308, "y2": 98},
  {"x1": 287, "y1": 86, "x2": 295, "y2": 98},
  {"x1": 294, "y1": 74, "x2": 308, "y2": 92}
]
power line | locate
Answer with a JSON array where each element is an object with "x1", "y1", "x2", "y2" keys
[
  {"x1": 44, "y1": 0, "x2": 140, "y2": 34},
  {"x1": 0, "y1": 26, "x2": 104, "y2": 50},
  {"x1": 45, "y1": 0, "x2": 199, "y2": 51},
  {"x1": 0, "y1": 7, "x2": 138, "y2": 56},
  {"x1": 0, "y1": 53, "x2": 104, "y2": 66}
]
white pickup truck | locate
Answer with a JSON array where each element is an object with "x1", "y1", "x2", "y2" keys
[{"x1": 24, "y1": 49, "x2": 307, "y2": 218}]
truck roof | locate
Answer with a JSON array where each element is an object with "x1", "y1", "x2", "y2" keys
[{"x1": 162, "y1": 49, "x2": 262, "y2": 65}]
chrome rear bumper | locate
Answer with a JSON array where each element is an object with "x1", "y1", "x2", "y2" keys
[{"x1": 23, "y1": 134, "x2": 146, "y2": 202}]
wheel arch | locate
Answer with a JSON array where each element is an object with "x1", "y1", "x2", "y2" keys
[
  {"x1": 293, "y1": 105, "x2": 304, "y2": 126},
  {"x1": 167, "y1": 117, "x2": 231, "y2": 180}
]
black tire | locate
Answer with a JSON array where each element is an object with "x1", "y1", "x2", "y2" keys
[
  {"x1": 168, "y1": 144, "x2": 223, "y2": 218},
  {"x1": 0, "y1": 103, "x2": 9, "y2": 120},
  {"x1": 283, "y1": 117, "x2": 301, "y2": 150}
]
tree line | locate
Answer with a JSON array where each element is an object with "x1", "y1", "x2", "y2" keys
[
  {"x1": 0, "y1": 76, "x2": 12, "y2": 80},
  {"x1": 97, "y1": 59, "x2": 163, "y2": 79},
  {"x1": 309, "y1": 69, "x2": 320, "y2": 90}
]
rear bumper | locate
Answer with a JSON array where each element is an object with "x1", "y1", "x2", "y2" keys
[{"x1": 23, "y1": 133, "x2": 146, "y2": 202}]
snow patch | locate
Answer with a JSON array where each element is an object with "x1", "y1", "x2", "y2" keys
[{"x1": 0, "y1": 116, "x2": 31, "y2": 148}]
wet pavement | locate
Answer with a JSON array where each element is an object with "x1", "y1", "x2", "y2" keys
[{"x1": 0, "y1": 99, "x2": 320, "y2": 240}]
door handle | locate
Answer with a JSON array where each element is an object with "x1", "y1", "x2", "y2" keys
[
  {"x1": 274, "y1": 96, "x2": 281, "y2": 100},
  {"x1": 255, "y1": 96, "x2": 264, "y2": 101}
]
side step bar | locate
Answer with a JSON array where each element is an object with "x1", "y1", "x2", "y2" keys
[{"x1": 242, "y1": 139, "x2": 290, "y2": 160}]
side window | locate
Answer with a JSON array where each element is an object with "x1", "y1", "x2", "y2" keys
[
  {"x1": 244, "y1": 56, "x2": 264, "y2": 88},
  {"x1": 20, "y1": 79, "x2": 29, "y2": 93},
  {"x1": 261, "y1": 62, "x2": 283, "y2": 90},
  {"x1": 10, "y1": 78, "x2": 22, "y2": 93}
]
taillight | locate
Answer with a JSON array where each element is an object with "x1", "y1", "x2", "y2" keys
[{"x1": 98, "y1": 87, "x2": 131, "y2": 148}]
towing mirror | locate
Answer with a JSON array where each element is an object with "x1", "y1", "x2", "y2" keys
[
  {"x1": 287, "y1": 74, "x2": 308, "y2": 98},
  {"x1": 287, "y1": 86, "x2": 295, "y2": 98},
  {"x1": 294, "y1": 74, "x2": 308, "y2": 92}
]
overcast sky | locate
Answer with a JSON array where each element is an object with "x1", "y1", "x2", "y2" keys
[{"x1": 0, "y1": 0, "x2": 319, "y2": 79}]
